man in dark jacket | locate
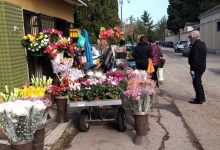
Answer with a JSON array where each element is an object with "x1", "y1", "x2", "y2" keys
[
  {"x1": 188, "y1": 31, "x2": 207, "y2": 104},
  {"x1": 132, "y1": 36, "x2": 152, "y2": 70}
]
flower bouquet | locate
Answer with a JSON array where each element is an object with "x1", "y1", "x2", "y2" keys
[
  {"x1": 99, "y1": 26, "x2": 124, "y2": 46},
  {"x1": 0, "y1": 100, "x2": 47, "y2": 143},
  {"x1": 51, "y1": 58, "x2": 73, "y2": 74},
  {"x1": 124, "y1": 70, "x2": 156, "y2": 112},
  {"x1": 21, "y1": 32, "x2": 49, "y2": 56}
]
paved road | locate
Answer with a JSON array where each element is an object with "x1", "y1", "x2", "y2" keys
[{"x1": 160, "y1": 47, "x2": 220, "y2": 150}]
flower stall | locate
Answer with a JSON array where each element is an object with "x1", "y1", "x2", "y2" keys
[{"x1": 0, "y1": 21, "x2": 159, "y2": 149}]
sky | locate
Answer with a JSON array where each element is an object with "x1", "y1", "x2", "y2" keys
[{"x1": 118, "y1": 0, "x2": 169, "y2": 24}]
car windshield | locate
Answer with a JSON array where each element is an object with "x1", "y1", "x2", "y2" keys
[{"x1": 179, "y1": 41, "x2": 188, "y2": 45}]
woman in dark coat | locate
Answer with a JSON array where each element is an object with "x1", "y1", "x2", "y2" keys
[{"x1": 132, "y1": 36, "x2": 152, "y2": 70}]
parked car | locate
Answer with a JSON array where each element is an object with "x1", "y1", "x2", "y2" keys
[
  {"x1": 175, "y1": 41, "x2": 188, "y2": 53},
  {"x1": 173, "y1": 41, "x2": 179, "y2": 51},
  {"x1": 182, "y1": 41, "x2": 192, "y2": 57},
  {"x1": 165, "y1": 41, "x2": 174, "y2": 48}
]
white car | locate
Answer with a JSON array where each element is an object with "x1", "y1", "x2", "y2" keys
[{"x1": 175, "y1": 41, "x2": 188, "y2": 53}]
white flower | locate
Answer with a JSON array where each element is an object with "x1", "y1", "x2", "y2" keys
[
  {"x1": 33, "y1": 100, "x2": 46, "y2": 112},
  {"x1": 0, "y1": 103, "x2": 6, "y2": 117},
  {"x1": 11, "y1": 103, "x2": 28, "y2": 116},
  {"x1": 15, "y1": 100, "x2": 33, "y2": 112},
  {"x1": 87, "y1": 71, "x2": 94, "y2": 76},
  {"x1": 94, "y1": 71, "x2": 103, "y2": 78},
  {"x1": 4, "y1": 102, "x2": 14, "y2": 114},
  {"x1": 100, "y1": 75, "x2": 107, "y2": 80}
]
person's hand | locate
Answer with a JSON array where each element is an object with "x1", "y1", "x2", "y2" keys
[{"x1": 190, "y1": 71, "x2": 195, "y2": 76}]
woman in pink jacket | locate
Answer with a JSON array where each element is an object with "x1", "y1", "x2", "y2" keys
[{"x1": 150, "y1": 39, "x2": 163, "y2": 87}]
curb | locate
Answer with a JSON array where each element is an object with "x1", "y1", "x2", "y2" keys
[{"x1": 44, "y1": 122, "x2": 70, "y2": 150}]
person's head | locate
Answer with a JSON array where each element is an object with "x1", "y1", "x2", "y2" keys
[
  {"x1": 140, "y1": 36, "x2": 147, "y2": 43},
  {"x1": 188, "y1": 30, "x2": 200, "y2": 43},
  {"x1": 148, "y1": 36, "x2": 155, "y2": 43}
]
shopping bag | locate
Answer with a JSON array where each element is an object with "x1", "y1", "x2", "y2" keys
[
  {"x1": 147, "y1": 58, "x2": 155, "y2": 73},
  {"x1": 157, "y1": 67, "x2": 164, "y2": 81}
]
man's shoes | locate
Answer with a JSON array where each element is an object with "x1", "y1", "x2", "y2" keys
[
  {"x1": 193, "y1": 98, "x2": 206, "y2": 102},
  {"x1": 189, "y1": 100, "x2": 203, "y2": 104}
]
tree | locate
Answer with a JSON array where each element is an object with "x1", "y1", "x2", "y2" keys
[
  {"x1": 154, "y1": 16, "x2": 167, "y2": 40},
  {"x1": 74, "y1": 0, "x2": 120, "y2": 43},
  {"x1": 167, "y1": 0, "x2": 220, "y2": 34},
  {"x1": 141, "y1": 11, "x2": 154, "y2": 36}
]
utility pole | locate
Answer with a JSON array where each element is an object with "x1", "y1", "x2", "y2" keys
[
  {"x1": 119, "y1": 0, "x2": 123, "y2": 23},
  {"x1": 119, "y1": 0, "x2": 131, "y2": 24}
]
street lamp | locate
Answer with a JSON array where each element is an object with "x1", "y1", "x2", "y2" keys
[
  {"x1": 119, "y1": 0, "x2": 123, "y2": 23},
  {"x1": 119, "y1": 0, "x2": 130, "y2": 23}
]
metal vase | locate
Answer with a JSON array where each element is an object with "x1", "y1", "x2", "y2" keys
[
  {"x1": 133, "y1": 111, "x2": 150, "y2": 146},
  {"x1": 10, "y1": 138, "x2": 34, "y2": 150},
  {"x1": 33, "y1": 125, "x2": 45, "y2": 150},
  {"x1": 55, "y1": 96, "x2": 68, "y2": 123}
]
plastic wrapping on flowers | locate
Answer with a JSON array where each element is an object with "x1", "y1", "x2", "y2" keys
[
  {"x1": 124, "y1": 70, "x2": 157, "y2": 112},
  {"x1": 0, "y1": 100, "x2": 48, "y2": 142},
  {"x1": 51, "y1": 58, "x2": 74, "y2": 74}
]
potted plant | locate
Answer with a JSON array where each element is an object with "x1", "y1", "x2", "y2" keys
[
  {"x1": 47, "y1": 77, "x2": 70, "y2": 123},
  {"x1": 21, "y1": 32, "x2": 49, "y2": 56},
  {"x1": 124, "y1": 70, "x2": 156, "y2": 146}
]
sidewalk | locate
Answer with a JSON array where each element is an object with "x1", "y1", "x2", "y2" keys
[{"x1": 60, "y1": 91, "x2": 199, "y2": 150}]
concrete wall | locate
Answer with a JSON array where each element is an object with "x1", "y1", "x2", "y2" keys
[
  {"x1": 165, "y1": 35, "x2": 179, "y2": 42},
  {"x1": 5, "y1": 0, "x2": 74, "y2": 22},
  {"x1": 180, "y1": 32, "x2": 190, "y2": 41}
]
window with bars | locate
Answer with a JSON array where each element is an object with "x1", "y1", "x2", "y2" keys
[{"x1": 40, "y1": 14, "x2": 55, "y2": 30}]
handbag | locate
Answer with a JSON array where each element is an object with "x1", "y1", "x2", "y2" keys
[
  {"x1": 160, "y1": 58, "x2": 166, "y2": 68},
  {"x1": 147, "y1": 58, "x2": 155, "y2": 73}
]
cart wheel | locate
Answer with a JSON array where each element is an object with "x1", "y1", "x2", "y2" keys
[
  {"x1": 116, "y1": 107, "x2": 126, "y2": 132},
  {"x1": 79, "y1": 110, "x2": 90, "y2": 132}
]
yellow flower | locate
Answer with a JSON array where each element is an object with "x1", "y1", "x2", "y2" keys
[
  {"x1": 27, "y1": 34, "x2": 32, "y2": 38},
  {"x1": 100, "y1": 27, "x2": 105, "y2": 32},
  {"x1": 23, "y1": 36, "x2": 28, "y2": 40},
  {"x1": 39, "y1": 32, "x2": 43, "y2": 36}
]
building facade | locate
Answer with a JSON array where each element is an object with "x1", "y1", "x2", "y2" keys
[
  {"x1": 0, "y1": 0, "x2": 85, "y2": 91},
  {"x1": 199, "y1": 5, "x2": 220, "y2": 53}
]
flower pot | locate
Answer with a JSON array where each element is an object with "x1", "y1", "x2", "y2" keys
[
  {"x1": 55, "y1": 96, "x2": 68, "y2": 123},
  {"x1": 133, "y1": 111, "x2": 150, "y2": 146},
  {"x1": 72, "y1": 96, "x2": 78, "y2": 101},
  {"x1": 10, "y1": 138, "x2": 34, "y2": 150},
  {"x1": 33, "y1": 125, "x2": 45, "y2": 150}
]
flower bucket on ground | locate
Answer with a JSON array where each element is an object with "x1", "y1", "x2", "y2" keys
[{"x1": 124, "y1": 70, "x2": 156, "y2": 146}]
